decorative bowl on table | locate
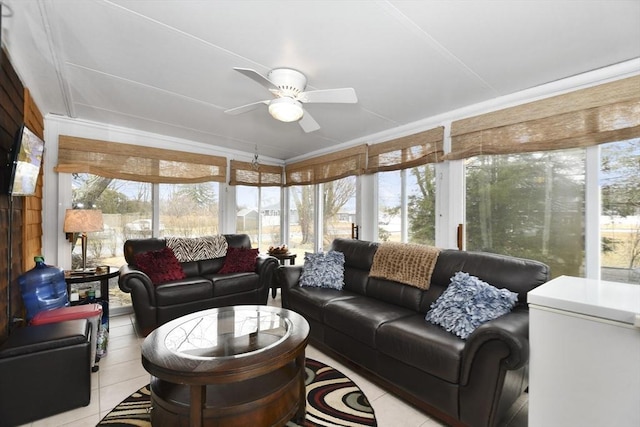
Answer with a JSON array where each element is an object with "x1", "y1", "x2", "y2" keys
[{"x1": 268, "y1": 245, "x2": 289, "y2": 256}]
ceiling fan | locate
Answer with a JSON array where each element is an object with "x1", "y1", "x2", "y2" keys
[{"x1": 224, "y1": 67, "x2": 358, "y2": 133}]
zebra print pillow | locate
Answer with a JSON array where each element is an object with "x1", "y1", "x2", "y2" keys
[{"x1": 166, "y1": 235, "x2": 228, "y2": 262}]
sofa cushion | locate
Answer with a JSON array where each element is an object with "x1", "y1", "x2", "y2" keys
[
  {"x1": 155, "y1": 278, "x2": 213, "y2": 306},
  {"x1": 198, "y1": 257, "x2": 226, "y2": 275},
  {"x1": 366, "y1": 277, "x2": 424, "y2": 312},
  {"x1": 134, "y1": 247, "x2": 186, "y2": 284},
  {"x1": 285, "y1": 287, "x2": 358, "y2": 322},
  {"x1": 425, "y1": 272, "x2": 519, "y2": 339},
  {"x1": 377, "y1": 315, "x2": 465, "y2": 383},
  {"x1": 299, "y1": 251, "x2": 345, "y2": 289},
  {"x1": 324, "y1": 296, "x2": 414, "y2": 347},
  {"x1": 210, "y1": 273, "x2": 259, "y2": 297},
  {"x1": 219, "y1": 247, "x2": 258, "y2": 273}
]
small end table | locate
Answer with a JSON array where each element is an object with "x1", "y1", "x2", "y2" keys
[
  {"x1": 65, "y1": 267, "x2": 118, "y2": 308},
  {"x1": 269, "y1": 253, "x2": 297, "y2": 298}
]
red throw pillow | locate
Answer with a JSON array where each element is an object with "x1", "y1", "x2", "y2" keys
[
  {"x1": 134, "y1": 247, "x2": 186, "y2": 284},
  {"x1": 219, "y1": 247, "x2": 259, "y2": 273}
]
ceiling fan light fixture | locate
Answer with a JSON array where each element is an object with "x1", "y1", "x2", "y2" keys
[{"x1": 268, "y1": 97, "x2": 303, "y2": 122}]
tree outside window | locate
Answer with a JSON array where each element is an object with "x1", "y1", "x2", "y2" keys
[
  {"x1": 465, "y1": 150, "x2": 586, "y2": 278},
  {"x1": 601, "y1": 138, "x2": 640, "y2": 284}
]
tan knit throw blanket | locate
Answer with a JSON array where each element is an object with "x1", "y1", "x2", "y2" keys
[{"x1": 369, "y1": 242, "x2": 440, "y2": 290}]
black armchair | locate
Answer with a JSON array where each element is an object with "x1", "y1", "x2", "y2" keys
[{"x1": 0, "y1": 319, "x2": 91, "y2": 427}]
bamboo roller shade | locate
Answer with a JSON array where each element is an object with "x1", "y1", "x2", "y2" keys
[
  {"x1": 285, "y1": 144, "x2": 367, "y2": 186},
  {"x1": 447, "y1": 75, "x2": 640, "y2": 160},
  {"x1": 366, "y1": 127, "x2": 444, "y2": 173},
  {"x1": 229, "y1": 160, "x2": 284, "y2": 186},
  {"x1": 55, "y1": 135, "x2": 227, "y2": 183}
]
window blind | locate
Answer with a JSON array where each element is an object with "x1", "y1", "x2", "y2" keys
[
  {"x1": 285, "y1": 144, "x2": 367, "y2": 186},
  {"x1": 446, "y1": 75, "x2": 640, "y2": 160},
  {"x1": 55, "y1": 135, "x2": 227, "y2": 183},
  {"x1": 229, "y1": 160, "x2": 284, "y2": 186},
  {"x1": 366, "y1": 126, "x2": 444, "y2": 173}
]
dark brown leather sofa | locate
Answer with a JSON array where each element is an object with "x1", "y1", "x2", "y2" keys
[
  {"x1": 119, "y1": 234, "x2": 278, "y2": 336},
  {"x1": 279, "y1": 238, "x2": 549, "y2": 427}
]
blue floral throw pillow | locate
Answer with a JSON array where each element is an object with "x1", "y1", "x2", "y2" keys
[
  {"x1": 299, "y1": 251, "x2": 345, "y2": 290},
  {"x1": 425, "y1": 271, "x2": 519, "y2": 340}
]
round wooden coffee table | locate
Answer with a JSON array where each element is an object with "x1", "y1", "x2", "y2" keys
[{"x1": 141, "y1": 305, "x2": 309, "y2": 427}]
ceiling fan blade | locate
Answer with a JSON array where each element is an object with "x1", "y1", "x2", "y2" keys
[
  {"x1": 299, "y1": 109, "x2": 321, "y2": 133},
  {"x1": 233, "y1": 67, "x2": 279, "y2": 91},
  {"x1": 224, "y1": 100, "x2": 269, "y2": 115},
  {"x1": 298, "y1": 87, "x2": 357, "y2": 104}
]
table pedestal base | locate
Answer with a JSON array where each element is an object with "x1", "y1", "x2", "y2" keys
[{"x1": 150, "y1": 360, "x2": 305, "y2": 427}]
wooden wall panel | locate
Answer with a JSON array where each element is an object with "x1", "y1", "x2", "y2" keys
[{"x1": 0, "y1": 48, "x2": 25, "y2": 341}]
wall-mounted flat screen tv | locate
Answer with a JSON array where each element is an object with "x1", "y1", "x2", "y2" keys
[{"x1": 7, "y1": 125, "x2": 45, "y2": 196}]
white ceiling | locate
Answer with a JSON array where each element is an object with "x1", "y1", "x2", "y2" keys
[{"x1": 2, "y1": 0, "x2": 640, "y2": 161}]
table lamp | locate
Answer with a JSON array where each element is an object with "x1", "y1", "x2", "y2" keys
[{"x1": 64, "y1": 209, "x2": 104, "y2": 271}]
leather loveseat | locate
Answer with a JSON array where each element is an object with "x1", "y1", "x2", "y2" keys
[
  {"x1": 119, "y1": 234, "x2": 278, "y2": 336},
  {"x1": 279, "y1": 238, "x2": 549, "y2": 427}
]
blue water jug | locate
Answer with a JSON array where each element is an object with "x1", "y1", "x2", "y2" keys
[{"x1": 19, "y1": 256, "x2": 69, "y2": 321}]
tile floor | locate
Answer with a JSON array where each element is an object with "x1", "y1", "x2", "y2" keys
[{"x1": 20, "y1": 293, "x2": 526, "y2": 426}]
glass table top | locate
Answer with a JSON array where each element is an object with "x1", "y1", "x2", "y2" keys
[{"x1": 164, "y1": 307, "x2": 291, "y2": 359}]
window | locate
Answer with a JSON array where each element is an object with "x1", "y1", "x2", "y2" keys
[
  {"x1": 260, "y1": 186, "x2": 283, "y2": 251},
  {"x1": 288, "y1": 186, "x2": 315, "y2": 257},
  {"x1": 322, "y1": 176, "x2": 357, "y2": 250},
  {"x1": 407, "y1": 165, "x2": 436, "y2": 245},
  {"x1": 159, "y1": 183, "x2": 219, "y2": 237},
  {"x1": 600, "y1": 139, "x2": 640, "y2": 284},
  {"x1": 465, "y1": 150, "x2": 586, "y2": 278},
  {"x1": 236, "y1": 185, "x2": 281, "y2": 252},
  {"x1": 376, "y1": 165, "x2": 436, "y2": 245},
  {"x1": 72, "y1": 175, "x2": 221, "y2": 309},
  {"x1": 378, "y1": 171, "x2": 401, "y2": 242},
  {"x1": 72, "y1": 174, "x2": 153, "y2": 308}
]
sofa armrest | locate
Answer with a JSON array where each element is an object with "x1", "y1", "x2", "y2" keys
[
  {"x1": 458, "y1": 306, "x2": 530, "y2": 426},
  {"x1": 278, "y1": 265, "x2": 303, "y2": 289},
  {"x1": 278, "y1": 265, "x2": 303, "y2": 308},
  {"x1": 256, "y1": 254, "x2": 278, "y2": 274},
  {"x1": 255, "y1": 255, "x2": 280, "y2": 302},
  {"x1": 118, "y1": 265, "x2": 154, "y2": 296},
  {"x1": 118, "y1": 265, "x2": 158, "y2": 335},
  {"x1": 460, "y1": 306, "x2": 529, "y2": 384}
]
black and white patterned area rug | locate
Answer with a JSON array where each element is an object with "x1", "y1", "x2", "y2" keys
[{"x1": 97, "y1": 358, "x2": 376, "y2": 426}]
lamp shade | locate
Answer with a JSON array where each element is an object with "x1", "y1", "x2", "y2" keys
[
  {"x1": 63, "y1": 209, "x2": 104, "y2": 233},
  {"x1": 268, "y1": 97, "x2": 304, "y2": 122}
]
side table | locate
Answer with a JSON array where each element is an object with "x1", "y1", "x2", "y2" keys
[
  {"x1": 269, "y1": 252, "x2": 297, "y2": 298},
  {"x1": 65, "y1": 268, "x2": 118, "y2": 305},
  {"x1": 65, "y1": 268, "x2": 119, "y2": 327}
]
